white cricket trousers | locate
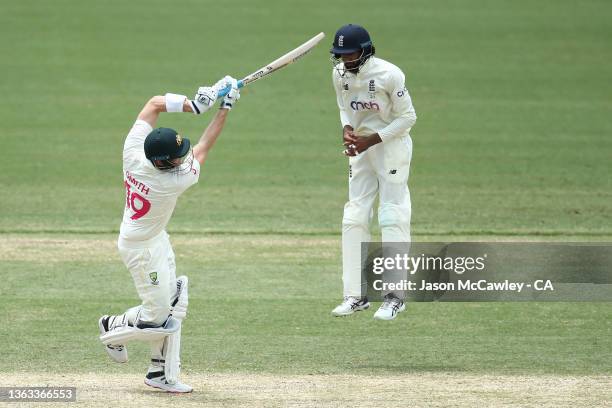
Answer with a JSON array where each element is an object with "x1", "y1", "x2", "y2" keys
[
  {"x1": 342, "y1": 135, "x2": 412, "y2": 298},
  {"x1": 117, "y1": 231, "x2": 177, "y2": 326}
]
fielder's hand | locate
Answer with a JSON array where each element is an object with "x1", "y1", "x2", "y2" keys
[
  {"x1": 343, "y1": 131, "x2": 382, "y2": 156},
  {"x1": 220, "y1": 77, "x2": 240, "y2": 110},
  {"x1": 342, "y1": 125, "x2": 358, "y2": 156}
]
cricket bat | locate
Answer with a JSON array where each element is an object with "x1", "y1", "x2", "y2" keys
[{"x1": 217, "y1": 32, "x2": 325, "y2": 97}]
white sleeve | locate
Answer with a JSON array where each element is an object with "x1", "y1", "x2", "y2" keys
[
  {"x1": 378, "y1": 69, "x2": 417, "y2": 143},
  {"x1": 332, "y1": 69, "x2": 351, "y2": 128},
  {"x1": 123, "y1": 120, "x2": 153, "y2": 159},
  {"x1": 174, "y1": 158, "x2": 201, "y2": 193}
]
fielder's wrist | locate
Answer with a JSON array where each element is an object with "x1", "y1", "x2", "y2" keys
[{"x1": 368, "y1": 133, "x2": 382, "y2": 147}]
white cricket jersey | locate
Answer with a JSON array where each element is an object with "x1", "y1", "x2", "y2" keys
[
  {"x1": 118, "y1": 120, "x2": 200, "y2": 245},
  {"x1": 332, "y1": 56, "x2": 416, "y2": 142}
]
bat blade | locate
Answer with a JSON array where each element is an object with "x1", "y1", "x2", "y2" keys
[{"x1": 217, "y1": 32, "x2": 325, "y2": 97}]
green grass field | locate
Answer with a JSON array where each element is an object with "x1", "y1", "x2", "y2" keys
[{"x1": 1, "y1": 0, "x2": 611, "y2": 406}]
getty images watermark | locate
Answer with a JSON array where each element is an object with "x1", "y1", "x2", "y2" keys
[
  {"x1": 361, "y1": 242, "x2": 612, "y2": 301},
  {"x1": 371, "y1": 252, "x2": 552, "y2": 292}
]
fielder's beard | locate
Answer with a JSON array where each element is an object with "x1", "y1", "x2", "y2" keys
[{"x1": 331, "y1": 50, "x2": 369, "y2": 77}]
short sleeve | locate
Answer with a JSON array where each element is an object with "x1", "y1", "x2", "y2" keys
[{"x1": 172, "y1": 157, "x2": 201, "y2": 194}]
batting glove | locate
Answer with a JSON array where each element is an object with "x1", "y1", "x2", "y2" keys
[
  {"x1": 213, "y1": 75, "x2": 234, "y2": 91},
  {"x1": 220, "y1": 78, "x2": 240, "y2": 110},
  {"x1": 190, "y1": 86, "x2": 217, "y2": 115}
]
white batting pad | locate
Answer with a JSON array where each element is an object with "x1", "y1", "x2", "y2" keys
[{"x1": 100, "y1": 316, "x2": 180, "y2": 346}]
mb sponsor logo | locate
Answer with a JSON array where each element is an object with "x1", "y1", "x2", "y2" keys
[{"x1": 350, "y1": 100, "x2": 380, "y2": 111}]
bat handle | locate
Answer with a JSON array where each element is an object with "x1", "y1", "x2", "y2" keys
[{"x1": 216, "y1": 80, "x2": 244, "y2": 98}]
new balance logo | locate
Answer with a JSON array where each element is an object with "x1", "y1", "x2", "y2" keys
[{"x1": 389, "y1": 169, "x2": 397, "y2": 175}]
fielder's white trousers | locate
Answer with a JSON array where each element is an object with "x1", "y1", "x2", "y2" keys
[
  {"x1": 342, "y1": 135, "x2": 412, "y2": 298},
  {"x1": 117, "y1": 231, "x2": 177, "y2": 326}
]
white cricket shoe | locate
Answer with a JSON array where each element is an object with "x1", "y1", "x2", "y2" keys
[
  {"x1": 98, "y1": 315, "x2": 128, "y2": 363},
  {"x1": 331, "y1": 296, "x2": 370, "y2": 316},
  {"x1": 373, "y1": 294, "x2": 406, "y2": 321},
  {"x1": 145, "y1": 371, "x2": 193, "y2": 393}
]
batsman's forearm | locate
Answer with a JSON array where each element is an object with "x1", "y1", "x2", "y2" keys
[
  {"x1": 137, "y1": 95, "x2": 195, "y2": 127},
  {"x1": 137, "y1": 96, "x2": 166, "y2": 126},
  {"x1": 182, "y1": 99, "x2": 194, "y2": 113},
  {"x1": 197, "y1": 109, "x2": 228, "y2": 153}
]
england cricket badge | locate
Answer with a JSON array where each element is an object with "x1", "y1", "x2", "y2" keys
[
  {"x1": 149, "y1": 272, "x2": 159, "y2": 285},
  {"x1": 368, "y1": 79, "x2": 376, "y2": 99}
]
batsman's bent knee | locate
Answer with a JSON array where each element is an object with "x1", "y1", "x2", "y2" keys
[{"x1": 138, "y1": 303, "x2": 172, "y2": 327}]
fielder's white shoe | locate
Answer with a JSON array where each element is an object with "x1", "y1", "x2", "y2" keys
[
  {"x1": 331, "y1": 296, "x2": 370, "y2": 316},
  {"x1": 373, "y1": 294, "x2": 406, "y2": 321},
  {"x1": 98, "y1": 315, "x2": 128, "y2": 363},
  {"x1": 145, "y1": 371, "x2": 193, "y2": 393}
]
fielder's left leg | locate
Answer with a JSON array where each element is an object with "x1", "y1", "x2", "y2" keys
[
  {"x1": 372, "y1": 136, "x2": 412, "y2": 320},
  {"x1": 332, "y1": 150, "x2": 378, "y2": 316}
]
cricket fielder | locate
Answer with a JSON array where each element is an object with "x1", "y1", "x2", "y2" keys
[
  {"x1": 329, "y1": 24, "x2": 417, "y2": 320},
  {"x1": 98, "y1": 76, "x2": 241, "y2": 392}
]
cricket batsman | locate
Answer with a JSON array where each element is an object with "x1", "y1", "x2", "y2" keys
[
  {"x1": 98, "y1": 76, "x2": 241, "y2": 392},
  {"x1": 329, "y1": 24, "x2": 417, "y2": 320}
]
